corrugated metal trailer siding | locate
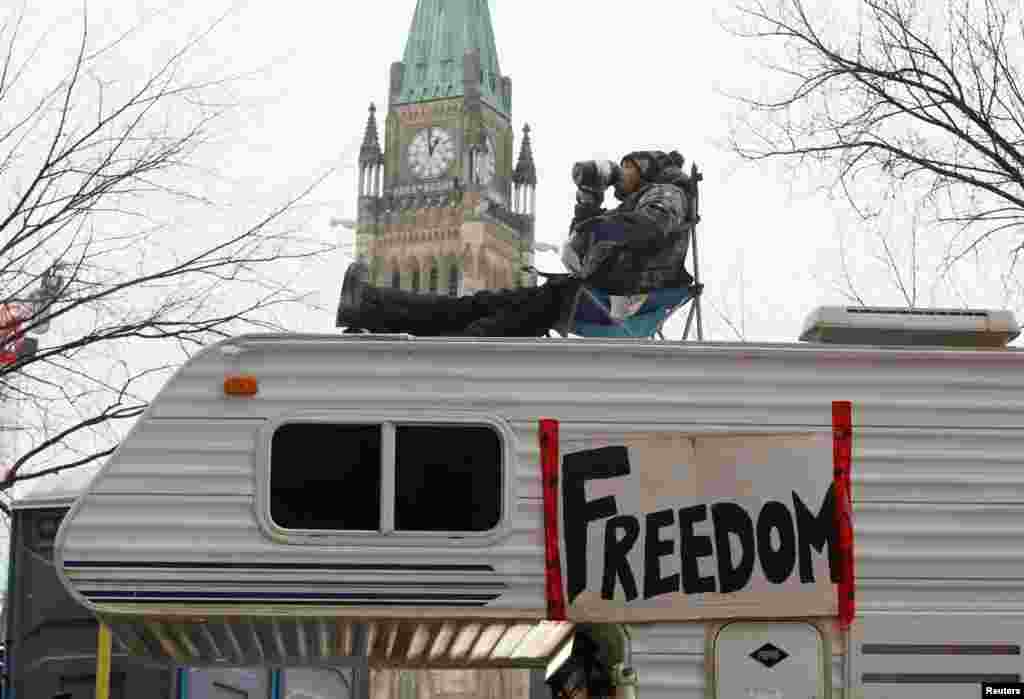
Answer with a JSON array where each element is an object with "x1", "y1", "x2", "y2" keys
[
  {"x1": 627, "y1": 625, "x2": 706, "y2": 699},
  {"x1": 139, "y1": 338, "x2": 1024, "y2": 428},
  {"x1": 856, "y1": 614, "x2": 1024, "y2": 697},
  {"x1": 855, "y1": 428, "x2": 1024, "y2": 502},
  {"x1": 56, "y1": 335, "x2": 1024, "y2": 694}
]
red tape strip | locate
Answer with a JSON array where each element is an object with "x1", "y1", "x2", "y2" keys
[
  {"x1": 833, "y1": 400, "x2": 855, "y2": 631},
  {"x1": 540, "y1": 418, "x2": 567, "y2": 621}
]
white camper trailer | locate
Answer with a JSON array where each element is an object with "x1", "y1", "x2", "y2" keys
[{"x1": 54, "y1": 307, "x2": 1024, "y2": 698}]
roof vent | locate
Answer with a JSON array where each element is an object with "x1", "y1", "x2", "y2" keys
[{"x1": 799, "y1": 306, "x2": 1020, "y2": 348}]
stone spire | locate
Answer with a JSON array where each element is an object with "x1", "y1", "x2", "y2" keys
[
  {"x1": 359, "y1": 103, "x2": 382, "y2": 165},
  {"x1": 396, "y1": 0, "x2": 509, "y2": 115},
  {"x1": 512, "y1": 123, "x2": 536, "y2": 218},
  {"x1": 358, "y1": 103, "x2": 384, "y2": 203},
  {"x1": 513, "y1": 123, "x2": 536, "y2": 186}
]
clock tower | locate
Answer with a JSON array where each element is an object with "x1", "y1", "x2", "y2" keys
[{"x1": 354, "y1": 0, "x2": 537, "y2": 296}]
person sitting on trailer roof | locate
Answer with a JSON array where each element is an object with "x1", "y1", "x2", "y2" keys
[{"x1": 335, "y1": 150, "x2": 694, "y2": 337}]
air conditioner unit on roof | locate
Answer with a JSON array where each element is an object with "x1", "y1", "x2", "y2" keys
[{"x1": 799, "y1": 306, "x2": 1020, "y2": 348}]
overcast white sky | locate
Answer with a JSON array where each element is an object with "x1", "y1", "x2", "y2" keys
[
  {"x1": 17, "y1": 0, "x2": 1008, "y2": 343},
  {"x1": 16, "y1": 0, "x2": 1019, "y2": 337},
  {"x1": 12, "y1": 0, "x2": 872, "y2": 345},
  {"x1": 5, "y1": 0, "x2": 1019, "y2": 527}
]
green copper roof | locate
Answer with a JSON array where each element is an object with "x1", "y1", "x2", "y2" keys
[{"x1": 398, "y1": 0, "x2": 508, "y2": 114}]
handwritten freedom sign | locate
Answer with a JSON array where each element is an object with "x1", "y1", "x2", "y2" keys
[{"x1": 557, "y1": 433, "x2": 838, "y2": 623}]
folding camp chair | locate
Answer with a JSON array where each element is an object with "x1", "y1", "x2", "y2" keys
[
  {"x1": 554, "y1": 279, "x2": 703, "y2": 340},
  {"x1": 539, "y1": 163, "x2": 705, "y2": 341}
]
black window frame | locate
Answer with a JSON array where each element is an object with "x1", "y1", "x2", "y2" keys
[
  {"x1": 268, "y1": 423, "x2": 383, "y2": 532},
  {"x1": 448, "y1": 265, "x2": 460, "y2": 296},
  {"x1": 259, "y1": 415, "x2": 510, "y2": 546},
  {"x1": 428, "y1": 263, "x2": 439, "y2": 293}
]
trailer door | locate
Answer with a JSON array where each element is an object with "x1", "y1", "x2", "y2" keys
[{"x1": 713, "y1": 621, "x2": 829, "y2": 698}]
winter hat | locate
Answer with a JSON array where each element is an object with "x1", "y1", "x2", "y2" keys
[{"x1": 620, "y1": 150, "x2": 668, "y2": 182}]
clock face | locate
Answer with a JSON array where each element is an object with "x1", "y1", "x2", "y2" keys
[
  {"x1": 474, "y1": 133, "x2": 496, "y2": 186},
  {"x1": 408, "y1": 127, "x2": 455, "y2": 179}
]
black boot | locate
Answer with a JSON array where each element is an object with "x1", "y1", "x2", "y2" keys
[
  {"x1": 337, "y1": 260, "x2": 578, "y2": 337},
  {"x1": 461, "y1": 280, "x2": 577, "y2": 337},
  {"x1": 336, "y1": 260, "x2": 371, "y2": 327},
  {"x1": 337, "y1": 260, "x2": 494, "y2": 335}
]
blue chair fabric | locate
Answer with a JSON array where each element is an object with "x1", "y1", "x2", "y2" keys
[{"x1": 564, "y1": 284, "x2": 700, "y2": 338}]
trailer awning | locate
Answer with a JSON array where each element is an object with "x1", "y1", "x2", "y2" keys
[{"x1": 103, "y1": 612, "x2": 575, "y2": 670}]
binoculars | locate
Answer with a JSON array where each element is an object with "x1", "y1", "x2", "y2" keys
[{"x1": 572, "y1": 160, "x2": 623, "y2": 192}]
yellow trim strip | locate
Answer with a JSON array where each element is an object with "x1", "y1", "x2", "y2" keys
[{"x1": 95, "y1": 623, "x2": 112, "y2": 699}]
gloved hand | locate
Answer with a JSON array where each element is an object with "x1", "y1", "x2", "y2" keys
[{"x1": 571, "y1": 188, "x2": 605, "y2": 231}]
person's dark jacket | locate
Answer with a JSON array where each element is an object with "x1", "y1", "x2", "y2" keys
[{"x1": 568, "y1": 161, "x2": 695, "y2": 294}]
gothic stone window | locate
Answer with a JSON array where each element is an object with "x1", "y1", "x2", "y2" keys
[
  {"x1": 448, "y1": 265, "x2": 460, "y2": 296},
  {"x1": 429, "y1": 263, "x2": 439, "y2": 293}
]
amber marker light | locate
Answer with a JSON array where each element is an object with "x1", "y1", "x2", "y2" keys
[{"x1": 223, "y1": 375, "x2": 258, "y2": 396}]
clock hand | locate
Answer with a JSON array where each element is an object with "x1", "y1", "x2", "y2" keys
[{"x1": 427, "y1": 128, "x2": 434, "y2": 157}]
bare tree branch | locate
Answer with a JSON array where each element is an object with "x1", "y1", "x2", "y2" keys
[
  {"x1": 726, "y1": 0, "x2": 1024, "y2": 305},
  {"x1": 0, "y1": 5, "x2": 345, "y2": 506}
]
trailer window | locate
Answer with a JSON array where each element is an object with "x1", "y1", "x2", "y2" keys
[
  {"x1": 270, "y1": 423, "x2": 381, "y2": 530},
  {"x1": 267, "y1": 420, "x2": 505, "y2": 537},
  {"x1": 394, "y1": 425, "x2": 501, "y2": 532}
]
